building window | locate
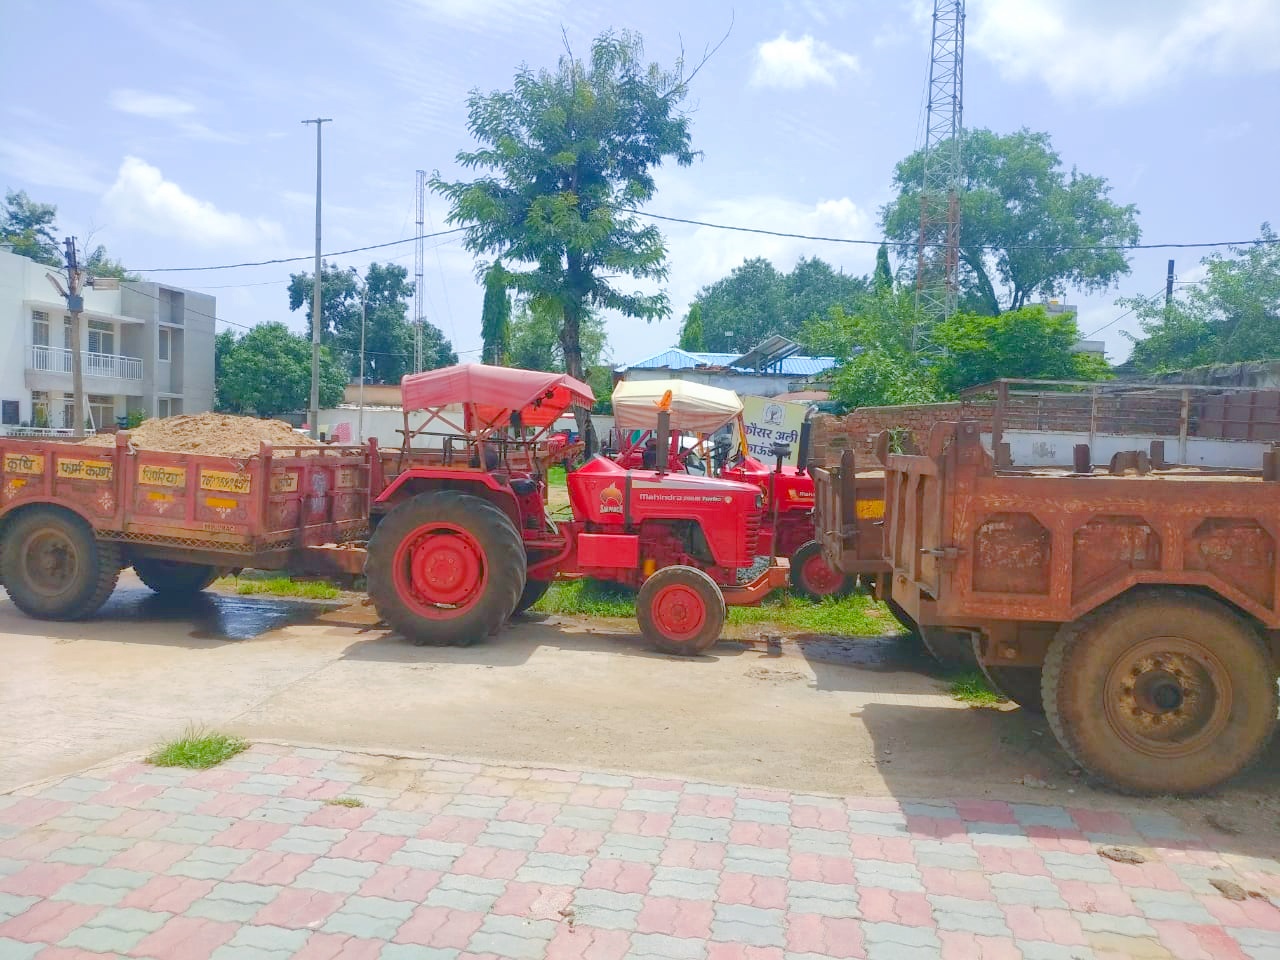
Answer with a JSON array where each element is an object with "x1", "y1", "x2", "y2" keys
[
  {"x1": 32, "y1": 310, "x2": 49, "y2": 347},
  {"x1": 2, "y1": 401, "x2": 18, "y2": 425},
  {"x1": 61, "y1": 392, "x2": 76, "y2": 430},
  {"x1": 158, "y1": 327, "x2": 171, "y2": 361},
  {"x1": 87, "y1": 319, "x2": 114, "y2": 356},
  {"x1": 88, "y1": 394, "x2": 114, "y2": 431},
  {"x1": 63, "y1": 316, "x2": 72, "y2": 349},
  {"x1": 158, "y1": 397, "x2": 171, "y2": 418}
]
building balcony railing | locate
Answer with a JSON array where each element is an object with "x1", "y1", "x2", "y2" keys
[{"x1": 28, "y1": 345, "x2": 143, "y2": 381}]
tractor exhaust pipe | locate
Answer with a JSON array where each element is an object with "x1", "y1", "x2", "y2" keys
[
  {"x1": 655, "y1": 409, "x2": 671, "y2": 475},
  {"x1": 796, "y1": 420, "x2": 812, "y2": 475}
]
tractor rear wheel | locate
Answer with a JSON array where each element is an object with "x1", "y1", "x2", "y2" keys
[
  {"x1": 1043, "y1": 590, "x2": 1277, "y2": 795},
  {"x1": 921, "y1": 625, "x2": 979, "y2": 672},
  {"x1": 791, "y1": 540, "x2": 853, "y2": 601},
  {"x1": 638, "y1": 565, "x2": 725, "y2": 657},
  {"x1": 133, "y1": 559, "x2": 221, "y2": 596},
  {"x1": 0, "y1": 506, "x2": 121, "y2": 620},
  {"x1": 366, "y1": 490, "x2": 526, "y2": 646},
  {"x1": 513, "y1": 579, "x2": 552, "y2": 616}
]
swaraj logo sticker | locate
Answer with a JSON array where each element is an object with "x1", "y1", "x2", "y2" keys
[
  {"x1": 199, "y1": 469, "x2": 252, "y2": 495},
  {"x1": 57, "y1": 458, "x2": 112, "y2": 482},
  {"x1": 599, "y1": 482, "x2": 624, "y2": 515}
]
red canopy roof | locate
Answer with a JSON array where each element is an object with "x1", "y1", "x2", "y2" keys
[{"x1": 401, "y1": 364, "x2": 595, "y2": 428}]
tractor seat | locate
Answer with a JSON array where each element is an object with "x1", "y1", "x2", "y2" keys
[{"x1": 510, "y1": 477, "x2": 538, "y2": 495}]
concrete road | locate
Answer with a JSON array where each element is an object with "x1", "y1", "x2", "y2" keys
[{"x1": 4, "y1": 574, "x2": 1280, "y2": 847}]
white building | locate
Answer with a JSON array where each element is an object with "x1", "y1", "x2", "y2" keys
[{"x1": 0, "y1": 248, "x2": 215, "y2": 432}]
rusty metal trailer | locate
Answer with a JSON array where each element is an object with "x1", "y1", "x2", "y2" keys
[
  {"x1": 881, "y1": 419, "x2": 1280, "y2": 794},
  {"x1": 0, "y1": 432, "x2": 373, "y2": 620}
]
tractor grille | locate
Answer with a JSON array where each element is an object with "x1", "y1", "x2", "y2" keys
[{"x1": 744, "y1": 507, "x2": 763, "y2": 559}]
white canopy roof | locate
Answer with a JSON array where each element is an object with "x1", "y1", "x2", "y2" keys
[{"x1": 612, "y1": 379, "x2": 743, "y2": 434}]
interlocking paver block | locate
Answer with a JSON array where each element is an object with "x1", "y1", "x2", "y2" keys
[
  {"x1": 390, "y1": 838, "x2": 465, "y2": 872},
  {"x1": 670, "y1": 815, "x2": 733, "y2": 842},
  {"x1": 1130, "y1": 887, "x2": 1215, "y2": 924},
  {"x1": 650, "y1": 865, "x2": 720, "y2": 900},
  {"x1": 989, "y1": 872, "x2": 1066, "y2": 908},
  {"x1": 424, "y1": 873, "x2": 506, "y2": 912},
  {"x1": 209, "y1": 922, "x2": 311, "y2": 959},
  {"x1": 855, "y1": 860, "x2": 923, "y2": 892},
  {"x1": 296, "y1": 857, "x2": 380, "y2": 894},
  {"x1": 573, "y1": 888, "x2": 645, "y2": 929},
  {"x1": 711, "y1": 903, "x2": 786, "y2": 946},
  {"x1": 0, "y1": 938, "x2": 41, "y2": 960},
  {"x1": 787, "y1": 881, "x2": 860, "y2": 918},
  {"x1": 928, "y1": 894, "x2": 1011, "y2": 936},
  {"x1": 58, "y1": 905, "x2": 169, "y2": 954},
  {"x1": 628, "y1": 931, "x2": 708, "y2": 959},
  {"x1": 467, "y1": 912, "x2": 559, "y2": 958},
  {"x1": 515, "y1": 852, "x2": 590, "y2": 886},
  {"x1": 322, "y1": 895, "x2": 416, "y2": 940},
  {"x1": 271, "y1": 825, "x2": 345, "y2": 855}
]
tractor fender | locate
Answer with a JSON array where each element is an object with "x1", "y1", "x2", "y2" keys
[{"x1": 375, "y1": 470, "x2": 522, "y2": 530}]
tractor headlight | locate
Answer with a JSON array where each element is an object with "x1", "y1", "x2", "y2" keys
[{"x1": 755, "y1": 493, "x2": 763, "y2": 509}]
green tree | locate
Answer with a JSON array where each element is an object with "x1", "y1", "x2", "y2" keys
[
  {"x1": 873, "y1": 242, "x2": 893, "y2": 293},
  {"x1": 1125, "y1": 224, "x2": 1280, "y2": 373},
  {"x1": 507, "y1": 296, "x2": 607, "y2": 373},
  {"x1": 830, "y1": 348, "x2": 941, "y2": 409},
  {"x1": 692, "y1": 256, "x2": 869, "y2": 350},
  {"x1": 431, "y1": 30, "x2": 697, "y2": 447},
  {"x1": 881, "y1": 129, "x2": 1142, "y2": 316},
  {"x1": 288, "y1": 261, "x2": 455, "y2": 383},
  {"x1": 480, "y1": 263, "x2": 512, "y2": 365},
  {"x1": 677, "y1": 303, "x2": 705, "y2": 351},
  {"x1": 216, "y1": 322, "x2": 346, "y2": 418},
  {"x1": 1, "y1": 190, "x2": 60, "y2": 265},
  {"x1": 931, "y1": 305, "x2": 1110, "y2": 395}
]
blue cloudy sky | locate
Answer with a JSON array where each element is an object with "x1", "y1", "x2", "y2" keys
[{"x1": 2, "y1": 0, "x2": 1278, "y2": 367}]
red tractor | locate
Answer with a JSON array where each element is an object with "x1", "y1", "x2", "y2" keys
[
  {"x1": 609, "y1": 380, "x2": 851, "y2": 601},
  {"x1": 367, "y1": 364, "x2": 787, "y2": 656}
]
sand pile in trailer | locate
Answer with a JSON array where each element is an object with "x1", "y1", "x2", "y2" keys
[{"x1": 83, "y1": 413, "x2": 316, "y2": 457}]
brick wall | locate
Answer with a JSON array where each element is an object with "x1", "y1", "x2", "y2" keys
[{"x1": 808, "y1": 402, "x2": 994, "y2": 467}]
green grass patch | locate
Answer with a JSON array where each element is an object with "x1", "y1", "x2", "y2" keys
[
  {"x1": 948, "y1": 670, "x2": 1005, "y2": 707},
  {"x1": 535, "y1": 580, "x2": 892, "y2": 637},
  {"x1": 217, "y1": 575, "x2": 341, "y2": 600},
  {"x1": 534, "y1": 578, "x2": 637, "y2": 618},
  {"x1": 147, "y1": 731, "x2": 248, "y2": 769},
  {"x1": 547, "y1": 465, "x2": 567, "y2": 488},
  {"x1": 325, "y1": 796, "x2": 365, "y2": 808}
]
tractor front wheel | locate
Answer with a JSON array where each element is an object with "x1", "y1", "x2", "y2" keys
[
  {"x1": 638, "y1": 565, "x2": 725, "y2": 657},
  {"x1": 791, "y1": 540, "x2": 853, "y2": 601},
  {"x1": 366, "y1": 491, "x2": 526, "y2": 646},
  {"x1": 513, "y1": 579, "x2": 552, "y2": 616}
]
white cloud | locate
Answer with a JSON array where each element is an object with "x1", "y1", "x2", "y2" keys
[
  {"x1": 102, "y1": 157, "x2": 283, "y2": 247},
  {"x1": 109, "y1": 89, "x2": 196, "y2": 119},
  {"x1": 969, "y1": 0, "x2": 1280, "y2": 102},
  {"x1": 0, "y1": 138, "x2": 105, "y2": 193},
  {"x1": 750, "y1": 33, "x2": 861, "y2": 90}
]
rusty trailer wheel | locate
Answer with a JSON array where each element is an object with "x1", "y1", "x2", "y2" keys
[
  {"x1": 133, "y1": 559, "x2": 221, "y2": 596},
  {"x1": 638, "y1": 565, "x2": 725, "y2": 657},
  {"x1": 0, "y1": 506, "x2": 121, "y2": 620},
  {"x1": 791, "y1": 540, "x2": 853, "y2": 601},
  {"x1": 1043, "y1": 590, "x2": 1278, "y2": 795},
  {"x1": 366, "y1": 491, "x2": 526, "y2": 646}
]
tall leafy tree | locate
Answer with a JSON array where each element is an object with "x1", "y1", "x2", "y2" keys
[
  {"x1": 288, "y1": 261, "x2": 456, "y2": 383},
  {"x1": 1124, "y1": 224, "x2": 1280, "y2": 373},
  {"x1": 931, "y1": 305, "x2": 1111, "y2": 395},
  {"x1": 431, "y1": 30, "x2": 698, "y2": 447},
  {"x1": 677, "y1": 303, "x2": 705, "y2": 351},
  {"x1": 216, "y1": 322, "x2": 346, "y2": 417},
  {"x1": 691, "y1": 256, "x2": 869, "y2": 351},
  {"x1": 881, "y1": 129, "x2": 1142, "y2": 316},
  {"x1": 873, "y1": 242, "x2": 893, "y2": 292},
  {"x1": 480, "y1": 263, "x2": 512, "y2": 365},
  {"x1": 1, "y1": 190, "x2": 60, "y2": 265}
]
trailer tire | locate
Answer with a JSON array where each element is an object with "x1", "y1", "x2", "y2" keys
[
  {"x1": 921, "y1": 625, "x2": 979, "y2": 671},
  {"x1": 1043, "y1": 590, "x2": 1277, "y2": 795},
  {"x1": 791, "y1": 540, "x2": 854, "y2": 601},
  {"x1": 367, "y1": 490, "x2": 526, "y2": 647},
  {"x1": 133, "y1": 559, "x2": 221, "y2": 596},
  {"x1": 638, "y1": 565, "x2": 725, "y2": 657},
  {"x1": 981, "y1": 664, "x2": 1045, "y2": 713},
  {"x1": 0, "y1": 506, "x2": 121, "y2": 620},
  {"x1": 512, "y1": 579, "x2": 552, "y2": 617}
]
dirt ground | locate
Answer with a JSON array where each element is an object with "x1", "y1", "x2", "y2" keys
[{"x1": 4, "y1": 572, "x2": 1279, "y2": 854}]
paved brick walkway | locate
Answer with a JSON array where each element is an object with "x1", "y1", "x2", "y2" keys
[{"x1": 1, "y1": 744, "x2": 1279, "y2": 959}]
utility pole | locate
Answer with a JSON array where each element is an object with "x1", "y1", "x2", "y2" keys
[
  {"x1": 1165, "y1": 259, "x2": 1176, "y2": 314},
  {"x1": 358, "y1": 283, "x2": 367, "y2": 444},
  {"x1": 63, "y1": 237, "x2": 86, "y2": 439},
  {"x1": 302, "y1": 117, "x2": 332, "y2": 439}
]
